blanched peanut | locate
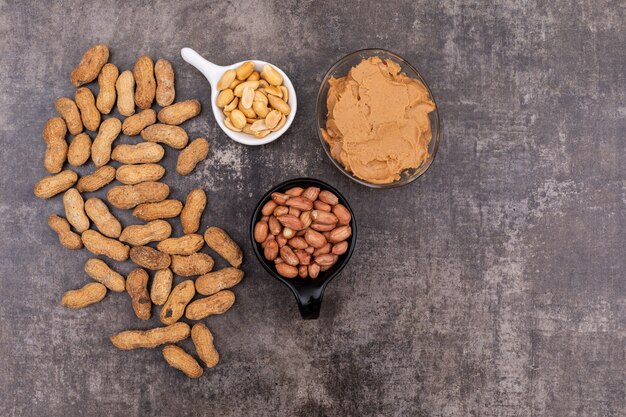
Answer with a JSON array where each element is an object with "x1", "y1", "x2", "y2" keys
[
  {"x1": 261, "y1": 64, "x2": 283, "y2": 86},
  {"x1": 216, "y1": 89, "x2": 234, "y2": 108},
  {"x1": 217, "y1": 70, "x2": 236, "y2": 90},
  {"x1": 236, "y1": 61, "x2": 254, "y2": 80},
  {"x1": 268, "y1": 95, "x2": 290, "y2": 115}
]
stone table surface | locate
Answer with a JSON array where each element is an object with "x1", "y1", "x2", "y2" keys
[{"x1": 0, "y1": 1, "x2": 624, "y2": 416}]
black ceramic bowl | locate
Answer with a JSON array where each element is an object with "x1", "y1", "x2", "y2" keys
[{"x1": 250, "y1": 178, "x2": 357, "y2": 319}]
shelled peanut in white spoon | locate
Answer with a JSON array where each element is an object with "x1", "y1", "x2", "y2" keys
[{"x1": 216, "y1": 62, "x2": 291, "y2": 138}]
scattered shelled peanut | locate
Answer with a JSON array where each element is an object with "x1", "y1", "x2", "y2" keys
[
  {"x1": 34, "y1": 44, "x2": 242, "y2": 379},
  {"x1": 216, "y1": 62, "x2": 290, "y2": 138},
  {"x1": 254, "y1": 186, "x2": 352, "y2": 279}
]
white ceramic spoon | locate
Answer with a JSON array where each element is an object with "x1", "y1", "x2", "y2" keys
[{"x1": 180, "y1": 47, "x2": 297, "y2": 146}]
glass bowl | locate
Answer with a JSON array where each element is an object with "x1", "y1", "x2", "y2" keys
[{"x1": 315, "y1": 48, "x2": 441, "y2": 188}]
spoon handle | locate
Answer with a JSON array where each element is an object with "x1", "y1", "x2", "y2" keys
[
  {"x1": 180, "y1": 47, "x2": 223, "y2": 87},
  {"x1": 294, "y1": 284, "x2": 326, "y2": 320}
]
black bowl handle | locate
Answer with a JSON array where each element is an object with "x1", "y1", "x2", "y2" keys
[{"x1": 293, "y1": 284, "x2": 326, "y2": 320}]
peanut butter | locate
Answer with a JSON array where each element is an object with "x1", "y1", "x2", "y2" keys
[{"x1": 321, "y1": 57, "x2": 435, "y2": 184}]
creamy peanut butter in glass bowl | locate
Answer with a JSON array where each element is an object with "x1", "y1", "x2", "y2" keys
[{"x1": 316, "y1": 49, "x2": 441, "y2": 188}]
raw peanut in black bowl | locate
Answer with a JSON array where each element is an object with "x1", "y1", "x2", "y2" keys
[{"x1": 250, "y1": 178, "x2": 357, "y2": 319}]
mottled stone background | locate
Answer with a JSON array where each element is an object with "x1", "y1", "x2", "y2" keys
[{"x1": 0, "y1": 0, "x2": 624, "y2": 416}]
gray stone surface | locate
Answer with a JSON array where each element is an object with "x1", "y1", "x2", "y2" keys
[{"x1": 0, "y1": 0, "x2": 624, "y2": 416}]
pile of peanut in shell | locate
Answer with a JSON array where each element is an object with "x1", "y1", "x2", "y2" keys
[
  {"x1": 34, "y1": 44, "x2": 244, "y2": 379},
  {"x1": 254, "y1": 186, "x2": 352, "y2": 279},
  {"x1": 216, "y1": 61, "x2": 290, "y2": 138}
]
